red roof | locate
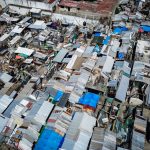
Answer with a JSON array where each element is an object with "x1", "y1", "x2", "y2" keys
[
  {"x1": 47, "y1": 0, "x2": 56, "y2": 4},
  {"x1": 59, "y1": 1, "x2": 78, "y2": 8},
  {"x1": 59, "y1": 0, "x2": 118, "y2": 15}
]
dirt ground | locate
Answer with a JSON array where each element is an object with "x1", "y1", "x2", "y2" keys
[
  {"x1": 143, "y1": 108, "x2": 150, "y2": 150},
  {"x1": 144, "y1": 143, "x2": 150, "y2": 150}
]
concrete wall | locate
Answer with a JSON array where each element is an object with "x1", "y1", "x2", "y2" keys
[
  {"x1": 9, "y1": 5, "x2": 30, "y2": 15},
  {"x1": 0, "y1": 0, "x2": 59, "y2": 11},
  {"x1": 52, "y1": 13, "x2": 99, "y2": 26}
]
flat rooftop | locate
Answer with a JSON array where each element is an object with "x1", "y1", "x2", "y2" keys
[{"x1": 59, "y1": 0, "x2": 118, "y2": 16}]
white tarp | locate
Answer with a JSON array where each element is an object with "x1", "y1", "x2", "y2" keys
[{"x1": 15, "y1": 47, "x2": 35, "y2": 56}]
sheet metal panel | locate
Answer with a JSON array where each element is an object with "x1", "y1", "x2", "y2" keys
[
  {"x1": 53, "y1": 48, "x2": 68, "y2": 63},
  {"x1": 0, "y1": 95, "x2": 13, "y2": 114},
  {"x1": 102, "y1": 56, "x2": 114, "y2": 73},
  {"x1": 115, "y1": 75, "x2": 129, "y2": 102}
]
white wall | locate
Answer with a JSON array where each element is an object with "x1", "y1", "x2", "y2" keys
[
  {"x1": 0, "y1": 0, "x2": 59, "y2": 11},
  {"x1": 52, "y1": 13, "x2": 99, "y2": 26},
  {"x1": 9, "y1": 5, "x2": 30, "y2": 15}
]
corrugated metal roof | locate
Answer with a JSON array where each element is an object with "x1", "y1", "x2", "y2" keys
[
  {"x1": 3, "y1": 100, "x2": 21, "y2": 118},
  {"x1": 15, "y1": 47, "x2": 34, "y2": 56},
  {"x1": 102, "y1": 56, "x2": 114, "y2": 73},
  {"x1": 0, "y1": 95, "x2": 13, "y2": 114},
  {"x1": 115, "y1": 75, "x2": 130, "y2": 102},
  {"x1": 9, "y1": 35, "x2": 21, "y2": 45},
  {"x1": 0, "y1": 73, "x2": 12, "y2": 83},
  {"x1": 53, "y1": 48, "x2": 68, "y2": 63},
  {"x1": 33, "y1": 101, "x2": 54, "y2": 125},
  {"x1": 0, "y1": 115, "x2": 9, "y2": 133},
  {"x1": 89, "y1": 127, "x2": 105, "y2": 150},
  {"x1": 19, "y1": 17, "x2": 31, "y2": 24},
  {"x1": 0, "y1": 33, "x2": 10, "y2": 42},
  {"x1": 62, "y1": 112, "x2": 96, "y2": 150},
  {"x1": 102, "y1": 130, "x2": 116, "y2": 150},
  {"x1": 11, "y1": 25, "x2": 25, "y2": 34}
]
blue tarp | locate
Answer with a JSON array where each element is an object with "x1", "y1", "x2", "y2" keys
[
  {"x1": 118, "y1": 52, "x2": 124, "y2": 59},
  {"x1": 93, "y1": 45, "x2": 100, "y2": 52},
  {"x1": 78, "y1": 92, "x2": 100, "y2": 108},
  {"x1": 141, "y1": 26, "x2": 150, "y2": 32},
  {"x1": 94, "y1": 32, "x2": 101, "y2": 37},
  {"x1": 54, "y1": 90, "x2": 63, "y2": 102},
  {"x1": 113, "y1": 27, "x2": 128, "y2": 34},
  {"x1": 34, "y1": 128, "x2": 64, "y2": 150},
  {"x1": 103, "y1": 36, "x2": 110, "y2": 45},
  {"x1": 121, "y1": 26, "x2": 128, "y2": 31},
  {"x1": 113, "y1": 28, "x2": 122, "y2": 34}
]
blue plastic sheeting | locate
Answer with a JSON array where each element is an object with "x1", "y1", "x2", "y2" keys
[
  {"x1": 94, "y1": 32, "x2": 101, "y2": 37},
  {"x1": 113, "y1": 28, "x2": 122, "y2": 34},
  {"x1": 141, "y1": 26, "x2": 150, "y2": 32},
  {"x1": 34, "y1": 128, "x2": 64, "y2": 150},
  {"x1": 118, "y1": 52, "x2": 124, "y2": 59},
  {"x1": 103, "y1": 36, "x2": 110, "y2": 45},
  {"x1": 78, "y1": 92, "x2": 100, "y2": 108},
  {"x1": 54, "y1": 90, "x2": 64, "y2": 102},
  {"x1": 93, "y1": 45, "x2": 100, "y2": 52},
  {"x1": 113, "y1": 27, "x2": 128, "y2": 34},
  {"x1": 121, "y1": 26, "x2": 128, "y2": 31}
]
